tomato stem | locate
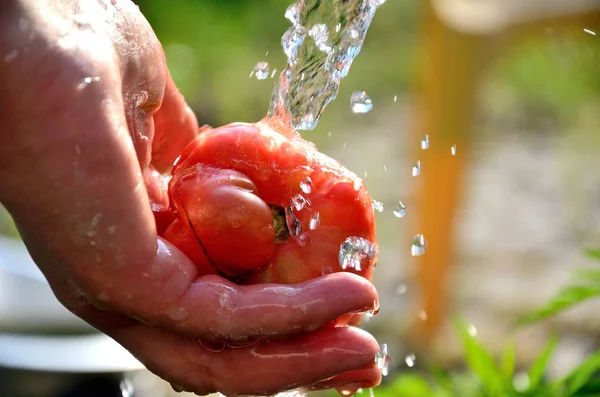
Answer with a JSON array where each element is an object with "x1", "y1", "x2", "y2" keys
[{"x1": 269, "y1": 204, "x2": 290, "y2": 243}]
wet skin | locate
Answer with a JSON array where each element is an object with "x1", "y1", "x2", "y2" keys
[{"x1": 0, "y1": 0, "x2": 382, "y2": 395}]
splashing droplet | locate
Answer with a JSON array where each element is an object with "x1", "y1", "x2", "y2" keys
[
  {"x1": 350, "y1": 91, "x2": 373, "y2": 113},
  {"x1": 281, "y1": 26, "x2": 305, "y2": 63},
  {"x1": 375, "y1": 343, "x2": 391, "y2": 376},
  {"x1": 411, "y1": 234, "x2": 426, "y2": 256},
  {"x1": 270, "y1": 68, "x2": 278, "y2": 78},
  {"x1": 308, "y1": 23, "x2": 332, "y2": 53},
  {"x1": 309, "y1": 212, "x2": 321, "y2": 230},
  {"x1": 338, "y1": 237, "x2": 377, "y2": 271},
  {"x1": 451, "y1": 144, "x2": 457, "y2": 156},
  {"x1": 393, "y1": 201, "x2": 406, "y2": 218},
  {"x1": 393, "y1": 95, "x2": 397, "y2": 102},
  {"x1": 383, "y1": 165, "x2": 388, "y2": 172},
  {"x1": 285, "y1": 3, "x2": 301, "y2": 26},
  {"x1": 583, "y1": 28, "x2": 596, "y2": 36},
  {"x1": 299, "y1": 176, "x2": 313, "y2": 194},
  {"x1": 421, "y1": 134, "x2": 429, "y2": 150},
  {"x1": 412, "y1": 161, "x2": 421, "y2": 177},
  {"x1": 291, "y1": 194, "x2": 309, "y2": 211},
  {"x1": 405, "y1": 353, "x2": 416, "y2": 367},
  {"x1": 252, "y1": 61, "x2": 270, "y2": 80},
  {"x1": 372, "y1": 200, "x2": 384, "y2": 213}
]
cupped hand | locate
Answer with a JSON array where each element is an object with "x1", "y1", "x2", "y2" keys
[{"x1": 0, "y1": 0, "x2": 382, "y2": 395}]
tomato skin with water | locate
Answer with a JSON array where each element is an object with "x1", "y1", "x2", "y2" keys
[{"x1": 154, "y1": 119, "x2": 377, "y2": 321}]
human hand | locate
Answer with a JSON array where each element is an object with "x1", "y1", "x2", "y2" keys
[{"x1": 0, "y1": 1, "x2": 382, "y2": 395}]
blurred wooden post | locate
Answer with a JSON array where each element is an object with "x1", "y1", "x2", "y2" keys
[
  {"x1": 408, "y1": 1, "x2": 497, "y2": 347},
  {"x1": 408, "y1": 0, "x2": 600, "y2": 347}
]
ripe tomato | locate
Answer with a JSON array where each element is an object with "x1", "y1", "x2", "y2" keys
[{"x1": 154, "y1": 118, "x2": 377, "y2": 308}]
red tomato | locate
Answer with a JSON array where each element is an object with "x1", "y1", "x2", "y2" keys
[{"x1": 154, "y1": 118, "x2": 377, "y2": 309}]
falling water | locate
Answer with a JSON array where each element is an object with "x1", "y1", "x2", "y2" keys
[{"x1": 267, "y1": 0, "x2": 385, "y2": 130}]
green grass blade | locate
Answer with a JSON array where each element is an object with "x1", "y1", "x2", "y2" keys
[
  {"x1": 556, "y1": 349, "x2": 600, "y2": 396},
  {"x1": 585, "y1": 249, "x2": 600, "y2": 262},
  {"x1": 455, "y1": 318, "x2": 505, "y2": 395},
  {"x1": 518, "y1": 285, "x2": 600, "y2": 325},
  {"x1": 528, "y1": 336, "x2": 559, "y2": 389},
  {"x1": 500, "y1": 340, "x2": 517, "y2": 383}
]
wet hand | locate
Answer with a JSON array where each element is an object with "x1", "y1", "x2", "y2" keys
[{"x1": 0, "y1": 0, "x2": 381, "y2": 395}]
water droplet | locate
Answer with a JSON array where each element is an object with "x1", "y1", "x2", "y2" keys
[
  {"x1": 291, "y1": 194, "x2": 309, "y2": 211},
  {"x1": 281, "y1": 26, "x2": 305, "y2": 64},
  {"x1": 308, "y1": 23, "x2": 332, "y2": 53},
  {"x1": 350, "y1": 91, "x2": 373, "y2": 113},
  {"x1": 369, "y1": 389, "x2": 375, "y2": 397},
  {"x1": 393, "y1": 201, "x2": 406, "y2": 218},
  {"x1": 120, "y1": 378, "x2": 134, "y2": 397},
  {"x1": 393, "y1": 95, "x2": 397, "y2": 102},
  {"x1": 285, "y1": 4, "x2": 301, "y2": 26},
  {"x1": 298, "y1": 113, "x2": 317, "y2": 130},
  {"x1": 327, "y1": 131, "x2": 333, "y2": 138},
  {"x1": 451, "y1": 144, "x2": 457, "y2": 156},
  {"x1": 309, "y1": 212, "x2": 320, "y2": 230},
  {"x1": 411, "y1": 234, "x2": 426, "y2": 256},
  {"x1": 299, "y1": 177, "x2": 312, "y2": 194},
  {"x1": 353, "y1": 178, "x2": 362, "y2": 191},
  {"x1": 321, "y1": 265, "x2": 333, "y2": 275},
  {"x1": 286, "y1": 207, "x2": 303, "y2": 237},
  {"x1": 343, "y1": 142, "x2": 348, "y2": 148},
  {"x1": 383, "y1": 165, "x2": 388, "y2": 172},
  {"x1": 363, "y1": 170, "x2": 368, "y2": 179},
  {"x1": 375, "y1": 343, "x2": 390, "y2": 376},
  {"x1": 467, "y1": 324, "x2": 478, "y2": 337},
  {"x1": 372, "y1": 200, "x2": 384, "y2": 213},
  {"x1": 395, "y1": 283, "x2": 407, "y2": 295},
  {"x1": 252, "y1": 61, "x2": 270, "y2": 80},
  {"x1": 270, "y1": 68, "x2": 278, "y2": 78},
  {"x1": 339, "y1": 390, "x2": 354, "y2": 397},
  {"x1": 405, "y1": 353, "x2": 416, "y2": 367},
  {"x1": 77, "y1": 76, "x2": 101, "y2": 89},
  {"x1": 411, "y1": 161, "x2": 421, "y2": 177},
  {"x1": 366, "y1": 299, "x2": 380, "y2": 317},
  {"x1": 418, "y1": 310, "x2": 428, "y2": 321},
  {"x1": 584, "y1": 28, "x2": 596, "y2": 36},
  {"x1": 421, "y1": 134, "x2": 429, "y2": 150},
  {"x1": 338, "y1": 237, "x2": 377, "y2": 271}
]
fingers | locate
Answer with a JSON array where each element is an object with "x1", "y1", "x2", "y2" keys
[
  {"x1": 151, "y1": 71, "x2": 199, "y2": 174},
  {"x1": 88, "y1": 238, "x2": 377, "y2": 340},
  {"x1": 110, "y1": 324, "x2": 380, "y2": 396}
]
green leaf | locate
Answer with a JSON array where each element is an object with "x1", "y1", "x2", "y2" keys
[
  {"x1": 500, "y1": 340, "x2": 517, "y2": 383},
  {"x1": 570, "y1": 376, "x2": 600, "y2": 396},
  {"x1": 455, "y1": 318, "x2": 505, "y2": 395},
  {"x1": 585, "y1": 249, "x2": 600, "y2": 262},
  {"x1": 528, "y1": 336, "x2": 559, "y2": 389},
  {"x1": 556, "y1": 349, "x2": 600, "y2": 396},
  {"x1": 519, "y1": 284, "x2": 600, "y2": 325}
]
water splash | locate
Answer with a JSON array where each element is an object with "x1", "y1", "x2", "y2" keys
[
  {"x1": 393, "y1": 201, "x2": 406, "y2": 218},
  {"x1": 375, "y1": 343, "x2": 391, "y2": 376},
  {"x1": 404, "y1": 353, "x2": 416, "y2": 367},
  {"x1": 451, "y1": 144, "x2": 457, "y2": 156},
  {"x1": 338, "y1": 236, "x2": 377, "y2": 271},
  {"x1": 291, "y1": 194, "x2": 309, "y2": 211},
  {"x1": 268, "y1": 0, "x2": 385, "y2": 130},
  {"x1": 411, "y1": 161, "x2": 421, "y2": 177},
  {"x1": 251, "y1": 61, "x2": 270, "y2": 79},
  {"x1": 372, "y1": 200, "x2": 384, "y2": 213},
  {"x1": 421, "y1": 134, "x2": 429, "y2": 150},
  {"x1": 411, "y1": 234, "x2": 426, "y2": 256},
  {"x1": 309, "y1": 212, "x2": 320, "y2": 229},
  {"x1": 350, "y1": 91, "x2": 374, "y2": 113},
  {"x1": 584, "y1": 28, "x2": 596, "y2": 36},
  {"x1": 299, "y1": 176, "x2": 313, "y2": 193}
]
